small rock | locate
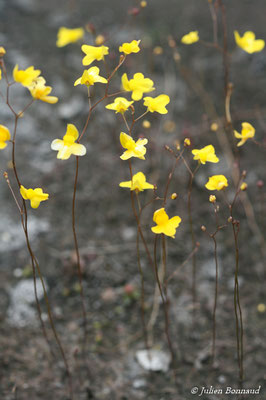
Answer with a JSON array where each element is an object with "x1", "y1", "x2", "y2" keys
[{"x1": 136, "y1": 349, "x2": 171, "y2": 372}]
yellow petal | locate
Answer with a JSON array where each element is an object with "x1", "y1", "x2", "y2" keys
[
  {"x1": 70, "y1": 143, "x2": 86, "y2": 156},
  {"x1": 51, "y1": 139, "x2": 64, "y2": 151}
]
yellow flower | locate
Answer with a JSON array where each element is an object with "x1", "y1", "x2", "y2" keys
[
  {"x1": 151, "y1": 208, "x2": 181, "y2": 238},
  {"x1": 28, "y1": 77, "x2": 58, "y2": 104},
  {"x1": 119, "y1": 40, "x2": 141, "y2": 55},
  {"x1": 234, "y1": 122, "x2": 255, "y2": 147},
  {"x1": 13, "y1": 65, "x2": 41, "y2": 87},
  {"x1": 120, "y1": 132, "x2": 148, "y2": 160},
  {"x1": 240, "y1": 182, "x2": 248, "y2": 191},
  {"x1": 211, "y1": 122, "x2": 218, "y2": 132},
  {"x1": 81, "y1": 44, "x2": 109, "y2": 66},
  {"x1": 209, "y1": 195, "x2": 216, "y2": 203},
  {"x1": 0, "y1": 47, "x2": 6, "y2": 56},
  {"x1": 74, "y1": 66, "x2": 107, "y2": 87},
  {"x1": 95, "y1": 35, "x2": 105, "y2": 45},
  {"x1": 51, "y1": 124, "x2": 86, "y2": 160},
  {"x1": 234, "y1": 31, "x2": 265, "y2": 54},
  {"x1": 119, "y1": 172, "x2": 154, "y2": 192},
  {"x1": 184, "y1": 138, "x2": 191, "y2": 147},
  {"x1": 122, "y1": 73, "x2": 155, "y2": 101},
  {"x1": 105, "y1": 97, "x2": 134, "y2": 113},
  {"x1": 181, "y1": 31, "x2": 199, "y2": 45},
  {"x1": 192, "y1": 145, "x2": 219, "y2": 164},
  {"x1": 56, "y1": 27, "x2": 84, "y2": 47},
  {"x1": 205, "y1": 175, "x2": 228, "y2": 191},
  {"x1": 143, "y1": 94, "x2": 170, "y2": 114},
  {"x1": 0, "y1": 125, "x2": 11, "y2": 149},
  {"x1": 0, "y1": 69, "x2": 2, "y2": 80},
  {"x1": 142, "y1": 120, "x2": 151, "y2": 129},
  {"x1": 20, "y1": 185, "x2": 49, "y2": 209}
]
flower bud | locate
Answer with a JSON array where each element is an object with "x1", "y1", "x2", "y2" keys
[
  {"x1": 95, "y1": 35, "x2": 105, "y2": 45},
  {"x1": 0, "y1": 47, "x2": 6, "y2": 57},
  {"x1": 153, "y1": 46, "x2": 163, "y2": 55},
  {"x1": 209, "y1": 195, "x2": 216, "y2": 203},
  {"x1": 140, "y1": 0, "x2": 147, "y2": 7},
  {"x1": 184, "y1": 138, "x2": 191, "y2": 147},
  {"x1": 257, "y1": 180, "x2": 264, "y2": 189},
  {"x1": 240, "y1": 182, "x2": 247, "y2": 191},
  {"x1": 171, "y1": 193, "x2": 178, "y2": 200},
  {"x1": 142, "y1": 119, "x2": 151, "y2": 129},
  {"x1": 201, "y1": 225, "x2": 206, "y2": 232},
  {"x1": 128, "y1": 7, "x2": 140, "y2": 16},
  {"x1": 210, "y1": 122, "x2": 218, "y2": 132}
]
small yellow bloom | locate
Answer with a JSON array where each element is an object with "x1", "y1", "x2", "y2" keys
[
  {"x1": 209, "y1": 195, "x2": 216, "y2": 203},
  {"x1": 171, "y1": 193, "x2": 177, "y2": 200},
  {"x1": 28, "y1": 77, "x2": 58, "y2": 104},
  {"x1": 234, "y1": 122, "x2": 255, "y2": 147},
  {"x1": 211, "y1": 122, "x2": 218, "y2": 132},
  {"x1": 257, "y1": 303, "x2": 266, "y2": 313},
  {"x1": 184, "y1": 138, "x2": 191, "y2": 147},
  {"x1": 120, "y1": 132, "x2": 148, "y2": 160},
  {"x1": 192, "y1": 145, "x2": 219, "y2": 164},
  {"x1": 56, "y1": 27, "x2": 84, "y2": 47},
  {"x1": 181, "y1": 31, "x2": 199, "y2": 45},
  {"x1": 153, "y1": 46, "x2": 163, "y2": 55},
  {"x1": 234, "y1": 31, "x2": 265, "y2": 54},
  {"x1": 122, "y1": 73, "x2": 155, "y2": 101},
  {"x1": 13, "y1": 65, "x2": 41, "y2": 87},
  {"x1": 0, "y1": 47, "x2": 6, "y2": 56},
  {"x1": 142, "y1": 120, "x2": 151, "y2": 129},
  {"x1": 0, "y1": 69, "x2": 2, "y2": 80},
  {"x1": 143, "y1": 94, "x2": 170, "y2": 114},
  {"x1": 140, "y1": 0, "x2": 147, "y2": 7},
  {"x1": 20, "y1": 185, "x2": 49, "y2": 209},
  {"x1": 119, "y1": 40, "x2": 141, "y2": 55},
  {"x1": 0, "y1": 125, "x2": 11, "y2": 149},
  {"x1": 205, "y1": 175, "x2": 228, "y2": 191},
  {"x1": 51, "y1": 124, "x2": 86, "y2": 160},
  {"x1": 105, "y1": 97, "x2": 133, "y2": 114},
  {"x1": 81, "y1": 44, "x2": 109, "y2": 66},
  {"x1": 74, "y1": 66, "x2": 107, "y2": 87},
  {"x1": 95, "y1": 35, "x2": 105, "y2": 46},
  {"x1": 119, "y1": 172, "x2": 154, "y2": 192},
  {"x1": 151, "y1": 208, "x2": 181, "y2": 238},
  {"x1": 240, "y1": 182, "x2": 248, "y2": 191}
]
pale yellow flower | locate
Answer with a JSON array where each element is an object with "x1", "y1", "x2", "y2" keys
[
  {"x1": 13, "y1": 65, "x2": 41, "y2": 87},
  {"x1": 192, "y1": 145, "x2": 219, "y2": 164},
  {"x1": 205, "y1": 175, "x2": 228, "y2": 191},
  {"x1": 120, "y1": 132, "x2": 148, "y2": 160},
  {"x1": 119, "y1": 40, "x2": 141, "y2": 55},
  {"x1": 74, "y1": 66, "x2": 107, "y2": 87},
  {"x1": 119, "y1": 172, "x2": 154, "y2": 192},
  {"x1": 234, "y1": 31, "x2": 265, "y2": 54},
  {"x1": 234, "y1": 122, "x2": 255, "y2": 147},
  {"x1": 51, "y1": 124, "x2": 86, "y2": 160},
  {"x1": 20, "y1": 185, "x2": 49, "y2": 209},
  {"x1": 181, "y1": 31, "x2": 199, "y2": 45},
  {"x1": 81, "y1": 45, "x2": 109, "y2": 66},
  {"x1": 56, "y1": 27, "x2": 84, "y2": 47},
  {"x1": 105, "y1": 97, "x2": 133, "y2": 113},
  {"x1": 151, "y1": 208, "x2": 181, "y2": 238}
]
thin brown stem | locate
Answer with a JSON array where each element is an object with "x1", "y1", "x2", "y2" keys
[{"x1": 72, "y1": 156, "x2": 88, "y2": 349}]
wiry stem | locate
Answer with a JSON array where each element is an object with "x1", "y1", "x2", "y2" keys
[
  {"x1": 2, "y1": 63, "x2": 74, "y2": 398},
  {"x1": 72, "y1": 156, "x2": 88, "y2": 350}
]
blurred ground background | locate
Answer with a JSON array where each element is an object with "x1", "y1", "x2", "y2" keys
[{"x1": 0, "y1": 0, "x2": 266, "y2": 399}]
